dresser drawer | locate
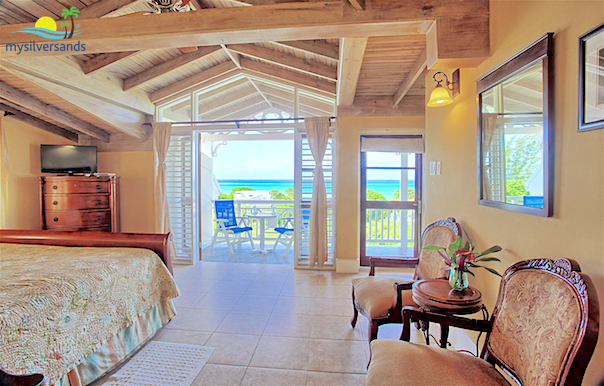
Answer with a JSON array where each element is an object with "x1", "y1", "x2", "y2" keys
[
  {"x1": 45, "y1": 210, "x2": 111, "y2": 227},
  {"x1": 44, "y1": 225, "x2": 112, "y2": 232},
  {"x1": 44, "y1": 194, "x2": 109, "y2": 210},
  {"x1": 45, "y1": 180, "x2": 109, "y2": 194}
]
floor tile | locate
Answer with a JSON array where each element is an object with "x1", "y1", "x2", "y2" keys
[
  {"x1": 172, "y1": 291, "x2": 207, "y2": 308},
  {"x1": 311, "y1": 315, "x2": 362, "y2": 340},
  {"x1": 249, "y1": 336, "x2": 311, "y2": 370},
  {"x1": 280, "y1": 283, "x2": 318, "y2": 298},
  {"x1": 316, "y1": 284, "x2": 353, "y2": 299},
  {"x1": 306, "y1": 371, "x2": 366, "y2": 386},
  {"x1": 154, "y1": 329, "x2": 212, "y2": 346},
  {"x1": 192, "y1": 293, "x2": 241, "y2": 311},
  {"x1": 240, "y1": 368, "x2": 307, "y2": 386},
  {"x1": 191, "y1": 364, "x2": 247, "y2": 386},
  {"x1": 209, "y1": 280, "x2": 251, "y2": 294},
  {"x1": 263, "y1": 313, "x2": 314, "y2": 338},
  {"x1": 272, "y1": 297, "x2": 316, "y2": 315},
  {"x1": 308, "y1": 339, "x2": 368, "y2": 374},
  {"x1": 166, "y1": 308, "x2": 229, "y2": 332},
  {"x1": 314, "y1": 298, "x2": 354, "y2": 317},
  {"x1": 245, "y1": 281, "x2": 284, "y2": 296},
  {"x1": 205, "y1": 333, "x2": 261, "y2": 366},
  {"x1": 215, "y1": 311, "x2": 270, "y2": 334},
  {"x1": 232, "y1": 295, "x2": 278, "y2": 313}
]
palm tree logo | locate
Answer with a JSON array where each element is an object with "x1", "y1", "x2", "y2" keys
[
  {"x1": 61, "y1": 7, "x2": 80, "y2": 39},
  {"x1": 60, "y1": 21, "x2": 70, "y2": 39}
]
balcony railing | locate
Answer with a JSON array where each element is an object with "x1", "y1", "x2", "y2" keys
[{"x1": 366, "y1": 208, "x2": 414, "y2": 250}]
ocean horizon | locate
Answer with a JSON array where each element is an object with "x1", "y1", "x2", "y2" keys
[{"x1": 218, "y1": 179, "x2": 413, "y2": 200}]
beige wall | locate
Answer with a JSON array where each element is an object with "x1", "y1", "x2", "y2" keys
[
  {"x1": 335, "y1": 116, "x2": 425, "y2": 273},
  {"x1": 1, "y1": 118, "x2": 155, "y2": 233},
  {"x1": 423, "y1": 1, "x2": 603, "y2": 383}
]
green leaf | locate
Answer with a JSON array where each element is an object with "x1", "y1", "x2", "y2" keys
[
  {"x1": 466, "y1": 270, "x2": 476, "y2": 277},
  {"x1": 475, "y1": 257, "x2": 501, "y2": 262},
  {"x1": 423, "y1": 245, "x2": 445, "y2": 251},
  {"x1": 478, "y1": 245, "x2": 502, "y2": 256},
  {"x1": 480, "y1": 266, "x2": 502, "y2": 277}
]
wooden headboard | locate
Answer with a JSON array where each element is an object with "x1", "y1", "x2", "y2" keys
[{"x1": 0, "y1": 230, "x2": 174, "y2": 274}]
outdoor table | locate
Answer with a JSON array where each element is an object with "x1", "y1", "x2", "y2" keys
[{"x1": 245, "y1": 212, "x2": 280, "y2": 253}]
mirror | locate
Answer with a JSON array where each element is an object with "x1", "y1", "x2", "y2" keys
[{"x1": 477, "y1": 33, "x2": 553, "y2": 216}]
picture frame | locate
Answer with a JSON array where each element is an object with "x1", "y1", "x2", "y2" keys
[{"x1": 578, "y1": 22, "x2": 604, "y2": 132}]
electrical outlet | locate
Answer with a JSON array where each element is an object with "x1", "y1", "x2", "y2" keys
[{"x1": 430, "y1": 161, "x2": 436, "y2": 175}]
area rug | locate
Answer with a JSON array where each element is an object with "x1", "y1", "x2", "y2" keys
[{"x1": 102, "y1": 341, "x2": 215, "y2": 386}]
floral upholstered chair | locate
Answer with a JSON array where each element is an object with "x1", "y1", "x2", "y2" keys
[
  {"x1": 350, "y1": 217, "x2": 461, "y2": 342},
  {"x1": 366, "y1": 258, "x2": 600, "y2": 386}
]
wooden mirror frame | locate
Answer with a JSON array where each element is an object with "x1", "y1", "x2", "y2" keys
[{"x1": 476, "y1": 33, "x2": 554, "y2": 217}]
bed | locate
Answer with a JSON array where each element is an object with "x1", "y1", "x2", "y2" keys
[{"x1": 0, "y1": 230, "x2": 181, "y2": 386}]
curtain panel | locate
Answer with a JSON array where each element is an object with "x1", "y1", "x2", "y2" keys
[
  {"x1": 152, "y1": 122, "x2": 177, "y2": 260},
  {"x1": 304, "y1": 117, "x2": 330, "y2": 267}
]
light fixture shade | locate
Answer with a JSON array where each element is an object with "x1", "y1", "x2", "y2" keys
[{"x1": 427, "y1": 84, "x2": 454, "y2": 107}]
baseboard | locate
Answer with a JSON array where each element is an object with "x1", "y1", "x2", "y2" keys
[{"x1": 336, "y1": 258, "x2": 359, "y2": 273}]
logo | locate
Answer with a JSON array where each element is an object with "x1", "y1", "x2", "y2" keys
[
  {"x1": 6, "y1": 7, "x2": 86, "y2": 55},
  {"x1": 11, "y1": 7, "x2": 81, "y2": 40}
]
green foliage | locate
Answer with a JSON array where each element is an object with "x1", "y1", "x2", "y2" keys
[
  {"x1": 505, "y1": 179, "x2": 530, "y2": 197},
  {"x1": 366, "y1": 189, "x2": 386, "y2": 201},
  {"x1": 269, "y1": 190, "x2": 286, "y2": 200},
  {"x1": 505, "y1": 134, "x2": 542, "y2": 181},
  {"x1": 393, "y1": 187, "x2": 415, "y2": 200},
  {"x1": 218, "y1": 186, "x2": 256, "y2": 200}
]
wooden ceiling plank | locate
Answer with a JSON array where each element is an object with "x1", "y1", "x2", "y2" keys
[
  {"x1": 227, "y1": 44, "x2": 337, "y2": 80},
  {"x1": 241, "y1": 57, "x2": 336, "y2": 94},
  {"x1": 31, "y1": 0, "x2": 69, "y2": 16},
  {"x1": 348, "y1": 0, "x2": 365, "y2": 11},
  {"x1": 0, "y1": 81, "x2": 110, "y2": 142},
  {"x1": 392, "y1": 47, "x2": 426, "y2": 106},
  {"x1": 198, "y1": 86, "x2": 258, "y2": 115},
  {"x1": 0, "y1": 2, "x2": 37, "y2": 23},
  {"x1": 195, "y1": 76, "x2": 249, "y2": 104},
  {"x1": 338, "y1": 95, "x2": 424, "y2": 117},
  {"x1": 79, "y1": 0, "x2": 141, "y2": 19},
  {"x1": 123, "y1": 46, "x2": 221, "y2": 91},
  {"x1": 2, "y1": 56, "x2": 155, "y2": 115},
  {"x1": 204, "y1": 97, "x2": 269, "y2": 121},
  {"x1": 10, "y1": 1, "x2": 60, "y2": 19},
  {"x1": 275, "y1": 40, "x2": 339, "y2": 61},
  {"x1": 0, "y1": 102, "x2": 78, "y2": 142},
  {"x1": 248, "y1": 79, "x2": 272, "y2": 107},
  {"x1": 221, "y1": 44, "x2": 242, "y2": 68},
  {"x1": 150, "y1": 61, "x2": 238, "y2": 103},
  {"x1": 80, "y1": 51, "x2": 140, "y2": 75},
  {"x1": 336, "y1": 37, "x2": 367, "y2": 107}
]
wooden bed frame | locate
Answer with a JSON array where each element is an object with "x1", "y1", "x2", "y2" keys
[{"x1": 0, "y1": 229, "x2": 174, "y2": 274}]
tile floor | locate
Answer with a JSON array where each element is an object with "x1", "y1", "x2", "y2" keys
[{"x1": 99, "y1": 243, "x2": 476, "y2": 386}]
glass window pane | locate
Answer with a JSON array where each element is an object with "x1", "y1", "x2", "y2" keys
[{"x1": 366, "y1": 168, "x2": 415, "y2": 202}]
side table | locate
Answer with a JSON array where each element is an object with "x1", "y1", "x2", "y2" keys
[{"x1": 411, "y1": 279, "x2": 485, "y2": 348}]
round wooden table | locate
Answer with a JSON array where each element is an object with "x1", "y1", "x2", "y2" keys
[{"x1": 411, "y1": 279, "x2": 484, "y2": 348}]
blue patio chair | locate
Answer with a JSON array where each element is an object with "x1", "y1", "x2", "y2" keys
[
  {"x1": 209, "y1": 200, "x2": 255, "y2": 255},
  {"x1": 271, "y1": 216, "x2": 294, "y2": 256}
]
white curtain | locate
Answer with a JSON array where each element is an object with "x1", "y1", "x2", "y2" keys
[
  {"x1": 152, "y1": 122, "x2": 177, "y2": 260},
  {"x1": 305, "y1": 117, "x2": 330, "y2": 267},
  {"x1": 482, "y1": 113, "x2": 505, "y2": 201},
  {"x1": 0, "y1": 111, "x2": 8, "y2": 228}
]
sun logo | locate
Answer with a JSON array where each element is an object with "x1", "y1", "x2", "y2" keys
[{"x1": 12, "y1": 7, "x2": 81, "y2": 40}]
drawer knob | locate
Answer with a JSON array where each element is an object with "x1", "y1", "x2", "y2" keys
[
  {"x1": 53, "y1": 217, "x2": 58, "y2": 222},
  {"x1": 96, "y1": 185, "x2": 102, "y2": 189},
  {"x1": 52, "y1": 185, "x2": 57, "y2": 190},
  {"x1": 97, "y1": 200, "x2": 102, "y2": 205},
  {"x1": 52, "y1": 201, "x2": 58, "y2": 206},
  {"x1": 96, "y1": 215, "x2": 102, "y2": 220}
]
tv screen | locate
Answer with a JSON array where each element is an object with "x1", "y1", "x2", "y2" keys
[{"x1": 40, "y1": 145, "x2": 97, "y2": 174}]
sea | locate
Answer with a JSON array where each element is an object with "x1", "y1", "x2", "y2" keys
[{"x1": 218, "y1": 179, "x2": 413, "y2": 200}]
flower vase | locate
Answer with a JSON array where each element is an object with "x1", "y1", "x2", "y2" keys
[{"x1": 449, "y1": 267, "x2": 469, "y2": 291}]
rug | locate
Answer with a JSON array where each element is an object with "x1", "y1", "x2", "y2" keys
[{"x1": 102, "y1": 341, "x2": 214, "y2": 386}]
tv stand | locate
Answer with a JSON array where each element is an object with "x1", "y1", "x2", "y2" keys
[{"x1": 39, "y1": 176, "x2": 120, "y2": 232}]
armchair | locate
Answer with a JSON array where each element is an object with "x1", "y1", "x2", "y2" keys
[
  {"x1": 351, "y1": 217, "x2": 461, "y2": 342},
  {"x1": 366, "y1": 258, "x2": 600, "y2": 386},
  {"x1": 209, "y1": 200, "x2": 255, "y2": 255}
]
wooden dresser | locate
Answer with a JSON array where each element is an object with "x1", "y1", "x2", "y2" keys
[{"x1": 39, "y1": 176, "x2": 120, "y2": 232}]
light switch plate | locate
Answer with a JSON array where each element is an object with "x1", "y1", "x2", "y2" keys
[
  {"x1": 430, "y1": 161, "x2": 436, "y2": 175},
  {"x1": 436, "y1": 161, "x2": 441, "y2": 175}
]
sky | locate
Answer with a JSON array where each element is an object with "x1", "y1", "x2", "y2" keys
[{"x1": 213, "y1": 140, "x2": 294, "y2": 180}]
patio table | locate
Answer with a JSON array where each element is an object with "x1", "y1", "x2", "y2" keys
[{"x1": 245, "y1": 212, "x2": 280, "y2": 253}]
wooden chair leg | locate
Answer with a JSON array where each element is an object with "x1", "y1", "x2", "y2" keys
[
  {"x1": 351, "y1": 288, "x2": 359, "y2": 328},
  {"x1": 368, "y1": 319, "x2": 379, "y2": 342}
]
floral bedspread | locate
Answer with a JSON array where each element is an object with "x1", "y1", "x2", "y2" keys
[{"x1": 0, "y1": 243, "x2": 180, "y2": 384}]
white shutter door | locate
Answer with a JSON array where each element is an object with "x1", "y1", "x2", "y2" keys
[
  {"x1": 166, "y1": 133, "x2": 200, "y2": 264},
  {"x1": 294, "y1": 129, "x2": 335, "y2": 269}
]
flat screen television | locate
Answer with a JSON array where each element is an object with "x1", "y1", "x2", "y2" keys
[{"x1": 40, "y1": 145, "x2": 97, "y2": 175}]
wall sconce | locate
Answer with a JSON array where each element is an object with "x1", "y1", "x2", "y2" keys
[{"x1": 427, "y1": 69, "x2": 460, "y2": 107}]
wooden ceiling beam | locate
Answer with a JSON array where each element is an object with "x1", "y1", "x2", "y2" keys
[
  {"x1": 195, "y1": 77, "x2": 249, "y2": 104},
  {"x1": 248, "y1": 79, "x2": 272, "y2": 107},
  {"x1": 123, "y1": 46, "x2": 221, "y2": 91},
  {"x1": 274, "y1": 40, "x2": 339, "y2": 61},
  {"x1": 0, "y1": 81, "x2": 110, "y2": 142},
  {"x1": 80, "y1": 51, "x2": 140, "y2": 75},
  {"x1": 241, "y1": 58, "x2": 336, "y2": 95},
  {"x1": 392, "y1": 48, "x2": 426, "y2": 106},
  {"x1": 227, "y1": 44, "x2": 337, "y2": 80},
  {"x1": 202, "y1": 95, "x2": 268, "y2": 121},
  {"x1": 198, "y1": 86, "x2": 258, "y2": 115},
  {"x1": 150, "y1": 61, "x2": 238, "y2": 103},
  {"x1": 0, "y1": 102, "x2": 78, "y2": 142},
  {"x1": 348, "y1": 0, "x2": 365, "y2": 11},
  {"x1": 336, "y1": 37, "x2": 367, "y2": 107},
  {"x1": 79, "y1": 0, "x2": 141, "y2": 19},
  {"x1": 0, "y1": 2, "x2": 36, "y2": 23}
]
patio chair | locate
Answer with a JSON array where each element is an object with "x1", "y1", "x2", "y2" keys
[
  {"x1": 366, "y1": 258, "x2": 600, "y2": 386},
  {"x1": 209, "y1": 200, "x2": 255, "y2": 255},
  {"x1": 271, "y1": 216, "x2": 294, "y2": 256},
  {"x1": 351, "y1": 217, "x2": 460, "y2": 343}
]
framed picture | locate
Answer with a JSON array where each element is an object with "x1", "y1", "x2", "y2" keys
[{"x1": 579, "y1": 22, "x2": 604, "y2": 132}]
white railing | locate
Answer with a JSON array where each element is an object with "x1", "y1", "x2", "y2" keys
[
  {"x1": 366, "y1": 208, "x2": 414, "y2": 247},
  {"x1": 211, "y1": 199, "x2": 294, "y2": 243}
]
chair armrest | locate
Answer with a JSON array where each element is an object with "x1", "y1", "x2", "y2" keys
[
  {"x1": 368, "y1": 256, "x2": 419, "y2": 276},
  {"x1": 389, "y1": 280, "x2": 415, "y2": 323},
  {"x1": 400, "y1": 306, "x2": 492, "y2": 342}
]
